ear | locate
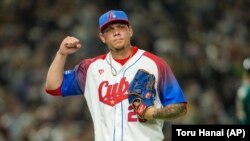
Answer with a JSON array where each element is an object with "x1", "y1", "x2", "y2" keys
[
  {"x1": 99, "y1": 32, "x2": 106, "y2": 43},
  {"x1": 129, "y1": 25, "x2": 133, "y2": 37}
]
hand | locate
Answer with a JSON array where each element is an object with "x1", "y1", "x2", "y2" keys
[
  {"x1": 132, "y1": 101, "x2": 157, "y2": 120},
  {"x1": 58, "y1": 36, "x2": 82, "y2": 56},
  {"x1": 128, "y1": 69, "x2": 156, "y2": 119}
]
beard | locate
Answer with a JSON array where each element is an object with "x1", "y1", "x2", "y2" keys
[
  {"x1": 113, "y1": 46, "x2": 125, "y2": 51},
  {"x1": 109, "y1": 42, "x2": 126, "y2": 52},
  {"x1": 108, "y1": 39, "x2": 131, "y2": 53}
]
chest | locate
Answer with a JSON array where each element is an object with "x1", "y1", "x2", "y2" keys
[{"x1": 85, "y1": 53, "x2": 159, "y2": 107}]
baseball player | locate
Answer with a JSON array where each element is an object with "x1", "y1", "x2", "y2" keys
[
  {"x1": 236, "y1": 57, "x2": 250, "y2": 124},
  {"x1": 45, "y1": 10, "x2": 187, "y2": 141}
]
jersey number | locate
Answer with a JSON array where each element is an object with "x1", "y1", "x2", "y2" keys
[{"x1": 128, "y1": 105, "x2": 147, "y2": 122}]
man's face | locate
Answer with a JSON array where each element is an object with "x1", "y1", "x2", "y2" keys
[{"x1": 99, "y1": 22, "x2": 133, "y2": 50}]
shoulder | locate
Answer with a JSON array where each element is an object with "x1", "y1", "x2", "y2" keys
[
  {"x1": 138, "y1": 49, "x2": 175, "y2": 77},
  {"x1": 74, "y1": 54, "x2": 107, "y2": 73},
  {"x1": 143, "y1": 51, "x2": 163, "y2": 61},
  {"x1": 79, "y1": 54, "x2": 107, "y2": 66},
  {"x1": 141, "y1": 50, "x2": 169, "y2": 67}
]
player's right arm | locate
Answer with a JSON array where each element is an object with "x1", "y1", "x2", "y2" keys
[{"x1": 45, "y1": 36, "x2": 81, "y2": 92}]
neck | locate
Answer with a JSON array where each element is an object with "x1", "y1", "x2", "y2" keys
[{"x1": 110, "y1": 46, "x2": 133, "y2": 59}]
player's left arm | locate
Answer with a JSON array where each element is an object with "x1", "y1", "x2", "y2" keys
[
  {"x1": 146, "y1": 56, "x2": 187, "y2": 120},
  {"x1": 144, "y1": 103, "x2": 187, "y2": 120}
]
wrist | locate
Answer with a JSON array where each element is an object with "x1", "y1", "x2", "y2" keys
[
  {"x1": 143, "y1": 106, "x2": 157, "y2": 120},
  {"x1": 57, "y1": 51, "x2": 67, "y2": 56}
]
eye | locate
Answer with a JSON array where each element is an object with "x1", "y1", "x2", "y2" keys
[
  {"x1": 103, "y1": 27, "x2": 113, "y2": 33},
  {"x1": 118, "y1": 24, "x2": 126, "y2": 29}
]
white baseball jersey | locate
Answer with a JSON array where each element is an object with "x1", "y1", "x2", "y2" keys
[{"x1": 46, "y1": 46, "x2": 187, "y2": 141}]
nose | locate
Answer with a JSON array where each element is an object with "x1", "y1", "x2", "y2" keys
[{"x1": 113, "y1": 28, "x2": 120, "y2": 36}]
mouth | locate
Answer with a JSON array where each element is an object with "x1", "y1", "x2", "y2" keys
[
  {"x1": 114, "y1": 38, "x2": 123, "y2": 42},
  {"x1": 113, "y1": 38, "x2": 124, "y2": 44}
]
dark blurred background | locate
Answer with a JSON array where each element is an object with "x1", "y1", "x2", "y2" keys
[{"x1": 0, "y1": 0, "x2": 249, "y2": 141}]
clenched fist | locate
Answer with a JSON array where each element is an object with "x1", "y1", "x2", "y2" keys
[{"x1": 58, "y1": 36, "x2": 82, "y2": 55}]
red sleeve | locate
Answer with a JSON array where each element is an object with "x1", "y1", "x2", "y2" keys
[{"x1": 45, "y1": 85, "x2": 62, "y2": 96}]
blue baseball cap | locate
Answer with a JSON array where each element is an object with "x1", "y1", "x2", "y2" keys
[{"x1": 99, "y1": 10, "x2": 129, "y2": 31}]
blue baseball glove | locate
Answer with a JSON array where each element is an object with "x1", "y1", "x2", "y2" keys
[{"x1": 128, "y1": 69, "x2": 156, "y2": 119}]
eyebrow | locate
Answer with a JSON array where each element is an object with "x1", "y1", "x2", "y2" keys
[{"x1": 102, "y1": 22, "x2": 129, "y2": 32}]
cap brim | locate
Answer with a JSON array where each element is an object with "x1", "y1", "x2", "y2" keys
[{"x1": 100, "y1": 20, "x2": 129, "y2": 32}]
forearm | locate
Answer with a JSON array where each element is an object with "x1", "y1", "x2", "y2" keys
[
  {"x1": 143, "y1": 103, "x2": 186, "y2": 120},
  {"x1": 151, "y1": 103, "x2": 187, "y2": 120},
  {"x1": 45, "y1": 51, "x2": 67, "y2": 90}
]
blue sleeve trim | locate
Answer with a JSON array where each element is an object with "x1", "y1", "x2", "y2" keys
[{"x1": 61, "y1": 70, "x2": 83, "y2": 96}]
